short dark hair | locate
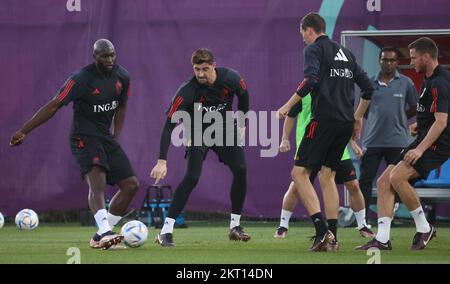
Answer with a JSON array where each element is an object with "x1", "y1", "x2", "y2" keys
[
  {"x1": 408, "y1": 37, "x2": 438, "y2": 59},
  {"x1": 379, "y1": 46, "x2": 400, "y2": 60},
  {"x1": 191, "y1": 48, "x2": 215, "y2": 65},
  {"x1": 300, "y1": 12, "x2": 326, "y2": 33}
]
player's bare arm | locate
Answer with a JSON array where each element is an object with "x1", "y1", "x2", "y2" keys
[
  {"x1": 353, "y1": 98, "x2": 371, "y2": 140},
  {"x1": 277, "y1": 92, "x2": 301, "y2": 119},
  {"x1": 279, "y1": 116, "x2": 295, "y2": 152},
  {"x1": 112, "y1": 100, "x2": 127, "y2": 139},
  {"x1": 151, "y1": 118, "x2": 177, "y2": 183},
  {"x1": 10, "y1": 97, "x2": 63, "y2": 146}
]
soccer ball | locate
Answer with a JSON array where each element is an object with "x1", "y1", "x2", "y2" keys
[
  {"x1": 15, "y1": 209, "x2": 39, "y2": 230},
  {"x1": 120, "y1": 220, "x2": 148, "y2": 248},
  {"x1": 0, "y1": 212, "x2": 4, "y2": 229}
]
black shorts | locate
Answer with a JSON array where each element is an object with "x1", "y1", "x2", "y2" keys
[
  {"x1": 310, "y1": 159, "x2": 357, "y2": 185},
  {"x1": 393, "y1": 140, "x2": 449, "y2": 179},
  {"x1": 185, "y1": 145, "x2": 246, "y2": 168},
  {"x1": 70, "y1": 134, "x2": 135, "y2": 185},
  {"x1": 295, "y1": 120, "x2": 354, "y2": 171}
]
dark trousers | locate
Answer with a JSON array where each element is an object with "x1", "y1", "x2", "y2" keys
[
  {"x1": 168, "y1": 146, "x2": 247, "y2": 219},
  {"x1": 359, "y1": 147, "x2": 403, "y2": 221}
]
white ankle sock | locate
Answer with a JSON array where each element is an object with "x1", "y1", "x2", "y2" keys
[
  {"x1": 410, "y1": 206, "x2": 431, "y2": 233},
  {"x1": 107, "y1": 213, "x2": 121, "y2": 228},
  {"x1": 375, "y1": 217, "x2": 392, "y2": 243},
  {"x1": 280, "y1": 209, "x2": 292, "y2": 229},
  {"x1": 160, "y1": 217, "x2": 175, "y2": 234},
  {"x1": 354, "y1": 209, "x2": 367, "y2": 230},
  {"x1": 230, "y1": 214, "x2": 241, "y2": 229},
  {"x1": 94, "y1": 209, "x2": 111, "y2": 235}
]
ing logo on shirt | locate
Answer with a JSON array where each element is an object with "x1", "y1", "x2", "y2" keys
[
  {"x1": 416, "y1": 103, "x2": 425, "y2": 113},
  {"x1": 93, "y1": 100, "x2": 119, "y2": 113}
]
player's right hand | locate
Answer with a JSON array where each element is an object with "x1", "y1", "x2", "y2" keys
[
  {"x1": 353, "y1": 118, "x2": 362, "y2": 140},
  {"x1": 350, "y1": 139, "x2": 363, "y2": 159},
  {"x1": 10, "y1": 131, "x2": 26, "y2": 147},
  {"x1": 279, "y1": 139, "x2": 291, "y2": 152},
  {"x1": 409, "y1": 122, "x2": 418, "y2": 136},
  {"x1": 150, "y1": 160, "x2": 167, "y2": 184}
]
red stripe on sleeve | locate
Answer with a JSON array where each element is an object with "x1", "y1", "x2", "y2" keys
[
  {"x1": 168, "y1": 96, "x2": 184, "y2": 118},
  {"x1": 56, "y1": 79, "x2": 75, "y2": 102},
  {"x1": 239, "y1": 78, "x2": 247, "y2": 91},
  {"x1": 296, "y1": 78, "x2": 309, "y2": 92},
  {"x1": 126, "y1": 82, "x2": 131, "y2": 97},
  {"x1": 430, "y1": 87, "x2": 438, "y2": 112}
]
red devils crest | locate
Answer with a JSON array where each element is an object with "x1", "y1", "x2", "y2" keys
[
  {"x1": 197, "y1": 96, "x2": 206, "y2": 104},
  {"x1": 220, "y1": 88, "x2": 230, "y2": 101}
]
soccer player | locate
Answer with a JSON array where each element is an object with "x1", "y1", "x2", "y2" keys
[
  {"x1": 10, "y1": 39, "x2": 139, "y2": 250},
  {"x1": 276, "y1": 13, "x2": 373, "y2": 252},
  {"x1": 150, "y1": 48, "x2": 250, "y2": 247},
  {"x1": 275, "y1": 94, "x2": 374, "y2": 246},
  {"x1": 358, "y1": 47, "x2": 418, "y2": 225},
  {"x1": 356, "y1": 37, "x2": 449, "y2": 251}
]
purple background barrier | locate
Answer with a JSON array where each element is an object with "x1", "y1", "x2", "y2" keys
[{"x1": 1, "y1": 0, "x2": 449, "y2": 218}]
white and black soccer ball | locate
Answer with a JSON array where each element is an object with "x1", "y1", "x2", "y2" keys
[
  {"x1": 15, "y1": 209, "x2": 39, "y2": 230},
  {"x1": 0, "y1": 212, "x2": 4, "y2": 229},
  {"x1": 120, "y1": 220, "x2": 148, "y2": 248}
]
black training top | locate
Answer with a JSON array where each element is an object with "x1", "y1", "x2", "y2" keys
[
  {"x1": 416, "y1": 65, "x2": 450, "y2": 150},
  {"x1": 159, "y1": 67, "x2": 249, "y2": 160},
  {"x1": 295, "y1": 35, "x2": 373, "y2": 122},
  {"x1": 55, "y1": 63, "x2": 131, "y2": 137}
]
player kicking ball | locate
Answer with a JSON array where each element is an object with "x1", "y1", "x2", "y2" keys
[{"x1": 10, "y1": 39, "x2": 139, "y2": 250}]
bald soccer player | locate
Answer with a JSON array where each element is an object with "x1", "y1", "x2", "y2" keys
[{"x1": 10, "y1": 39, "x2": 139, "y2": 250}]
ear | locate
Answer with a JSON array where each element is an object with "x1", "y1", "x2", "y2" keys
[
  {"x1": 425, "y1": 53, "x2": 433, "y2": 62},
  {"x1": 305, "y1": 26, "x2": 312, "y2": 35},
  {"x1": 212, "y1": 62, "x2": 217, "y2": 68}
]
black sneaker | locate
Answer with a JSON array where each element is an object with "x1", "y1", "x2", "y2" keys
[
  {"x1": 309, "y1": 230, "x2": 334, "y2": 252},
  {"x1": 155, "y1": 233, "x2": 175, "y2": 247},
  {"x1": 274, "y1": 226, "x2": 288, "y2": 238},
  {"x1": 229, "y1": 226, "x2": 251, "y2": 242},
  {"x1": 354, "y1": 238, "x2": 392, "y2": 250},
  {"x1": 410, "y1": 225, "x2": 436, "y2": 250}
]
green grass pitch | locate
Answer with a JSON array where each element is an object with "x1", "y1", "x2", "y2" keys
[{"x1": 0, "y1": 221, "x2": 449, "y2": 264}]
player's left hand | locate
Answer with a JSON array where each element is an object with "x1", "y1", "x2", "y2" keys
[
  {"x1": 403, "y1": 148, "x2": 423, "y2": 166},
  {"x1": 276, "y1": 104, "x2": 290, "y2": 120}
]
